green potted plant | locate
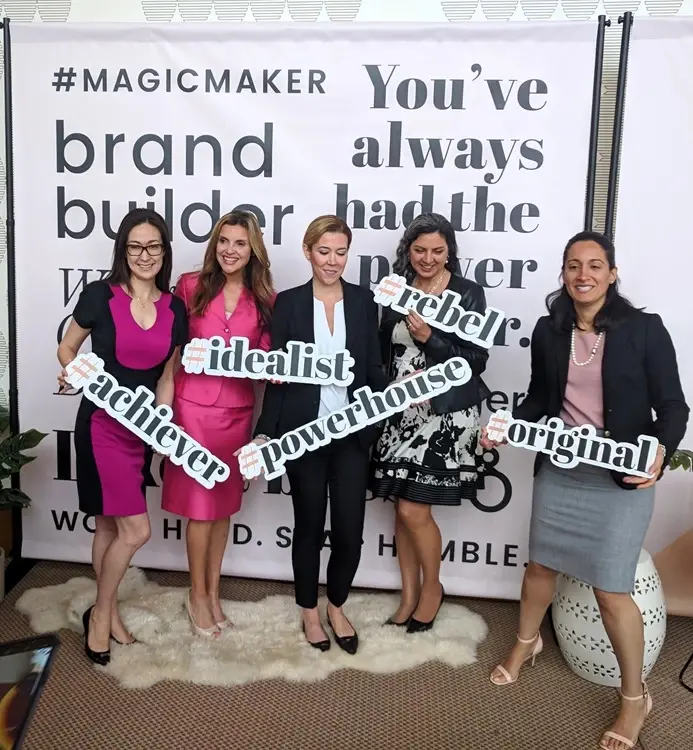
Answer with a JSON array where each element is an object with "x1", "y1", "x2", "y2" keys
[
  {"x1": 0, "y1": 405, "x2": 48, "y2": 602},
  {"x1": 653, "y1": 448, "x2": 693, "y2": 618}
]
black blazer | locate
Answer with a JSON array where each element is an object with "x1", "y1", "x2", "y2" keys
[
  {"x1": 514, "y1": 310, "x2": 689, "y2": 488},
  {"x1": 253, "y1": 279, "x2": 389, "y2": 449},
  {"x1": 379, "y1": 272, "x2": 491, "y2": 415}
]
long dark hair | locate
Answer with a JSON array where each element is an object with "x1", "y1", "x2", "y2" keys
[
  {"x1": 545, "y1": 230, "x2": 641, "y2": 333},
  {"x1": 190, "y1": 210, "x2": 274, "y2": 329},
  {"x1": 102, "y1": 208, "x2": 173, "y2": 293},
  {"x1": 392, "y1": 212, "x2": 462, "y2": 283}
]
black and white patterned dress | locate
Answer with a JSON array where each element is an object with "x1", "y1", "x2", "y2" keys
[{"x1": 369, "y1": 320, "x2": 480, "y2": 506}]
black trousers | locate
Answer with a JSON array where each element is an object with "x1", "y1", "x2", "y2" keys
[{"x1": 285, "y1": 434, "x2": 369, "y2": 609}]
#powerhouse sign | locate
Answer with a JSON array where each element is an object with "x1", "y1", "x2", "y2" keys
[{"x1": 13, "y1": 21, "x2": 599, "y2": 600}]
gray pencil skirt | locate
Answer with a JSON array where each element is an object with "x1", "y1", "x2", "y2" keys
[{"x1": 529, "y1": 459, "x2": 655, "y2": 593}]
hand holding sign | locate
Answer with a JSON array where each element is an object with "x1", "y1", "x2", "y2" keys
[
  {"x1": 181, "y1": 336, "x2": 355, "y2": 387},
  {"x1": 373, "y1": 273, "x2": 505, "y2": 348},
  {"x1": 406, "y1": 311, "x2": 432, "y2": 344},
  {"x1": 623, "y1": 443, "x2": 666, "y2": 489},
  {"x1": 237, "y1": 357, "x2": 473, "y2": 481},
  {"x1": 483, "y1": 410, "x2": 659, "y2": 478},
  {"x1": 65, "y1": 352, "x2": 230, "y2": 489}
]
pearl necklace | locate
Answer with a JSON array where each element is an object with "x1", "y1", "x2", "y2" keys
[{"x1": 570, "y1": 326, "x2": 603, "y2": 367}]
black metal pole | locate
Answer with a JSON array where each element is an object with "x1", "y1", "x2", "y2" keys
[
  {"x1": 584, "y1": 15, "x2": 609, "y2": 231},
  {"x1": 2, "y1": 18, "x2": 22, "y2": 565},
  {"x1": 604, "y1": 12, "x2": 634, "y2": 240}
]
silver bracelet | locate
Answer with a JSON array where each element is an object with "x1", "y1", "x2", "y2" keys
[{"x1": 255, "y1": 434, "x2": 271, "y2": 443}]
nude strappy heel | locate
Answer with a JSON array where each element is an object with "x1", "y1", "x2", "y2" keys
[
  {"x1": 186, "y1": 589, "x2": 220, "y2": 638},
  {"x1": 490, "y1": 632, "x2": 543, "y2": 685},
  {"x1": 598, "y1": 682, "x2": 653, "y2": 750}
]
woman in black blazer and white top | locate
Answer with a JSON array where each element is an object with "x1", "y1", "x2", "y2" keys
[
  {"x1": 252, "y1": 215, "x2": 387, "y2": 655},
  {"x1": 483, "y1": 231, "x2": 688, "y2": 750}
]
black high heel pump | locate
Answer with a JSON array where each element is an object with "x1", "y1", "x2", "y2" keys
[
  {"x1": 82, "y1": 606, "x2": 111, "y2": 666},
  {"x1": 406, "y1": 585, "x2": 445, "y2": 634}
]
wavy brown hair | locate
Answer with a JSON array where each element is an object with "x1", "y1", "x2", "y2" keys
[{"x1": 189, "y1": 211, "x2": 274, "y2": 327}]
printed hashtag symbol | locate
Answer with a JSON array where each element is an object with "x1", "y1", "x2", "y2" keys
[
  {"x1": 237, "y1": 443, "x2": 263, "y2": 479},
  {"x1": 373, "y1": 274, "x2": 405, "y2": 305},
  {"x1": 52, "y1": 67, "x2": 77, "y2": 92},
  {"x1": 181, "y1": 338, "x2": 210, "y2": 374},
  {"x1": 65, "y1": 352, "x2": 103, "y2": 387},
  {"x1": 486, "y1": 410, "x2": 511, "y2": 443}
]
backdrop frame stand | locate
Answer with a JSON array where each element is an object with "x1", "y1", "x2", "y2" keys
[
  {"x1": 1, "y1": 16, "x2": 35, "y2": 595},
  {"x1": 584, "y1": 14, "x2": 610, "y2": 232},
  {"x1": 604, "y1": 12, "x2": 634, "y2": 239},
  {"x1": 548, "y1": 14, "x2": 611, "y2": 647}
]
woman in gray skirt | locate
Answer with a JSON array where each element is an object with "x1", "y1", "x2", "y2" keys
[{"x1": 482, "y1": 231, "x2": 688, "y2": 750}]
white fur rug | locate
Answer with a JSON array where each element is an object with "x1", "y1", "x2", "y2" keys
[{"x1": 14, "y1": 567, "x2": 488, "y2": 690}]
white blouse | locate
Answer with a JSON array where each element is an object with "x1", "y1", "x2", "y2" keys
[{"x1": 313, "y1": 298, "x2": 349, "y2": 418}]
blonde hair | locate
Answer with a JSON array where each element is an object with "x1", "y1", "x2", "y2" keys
[
  {"x1": 302, "y1": 215, "x2": 352, "y2": 251},
  {"x1": 190, "y1": 211, "x2": 274, "y2": 327}
]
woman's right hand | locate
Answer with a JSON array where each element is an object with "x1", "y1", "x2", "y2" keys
[
  {"x1": 233, "y1": 436, "x2": 268, "y2": 459},
  {"x1": 57, "y1": 368, "x2": 71, "y2": 394},
  {"x1": 479, "y1": 424, "x2": 506, "y2": 451}
]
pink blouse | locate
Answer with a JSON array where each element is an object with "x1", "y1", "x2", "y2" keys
[{"x1": 559, "y1": 331, "x2": 605, "y2": 429}]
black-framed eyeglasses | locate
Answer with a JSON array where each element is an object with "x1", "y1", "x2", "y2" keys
[{"x1": 126, "y1": 243, "x2": 164, "y2": 257}]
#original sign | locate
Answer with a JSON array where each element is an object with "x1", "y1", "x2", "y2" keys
[
  {"x1": 181, "y1": 336, "x2": 355, "y2": 386},
  {"x1": 238, "y1": 357, "x2": 473, "y2": 480},
  {"x1": 64, "y1": 353, "x2": 230, "y2": 488},
  {"x1": 373, "y1": 274, "x2": 505, "y2": 348},
  {"x1": 486, "y1": 410, "x2": 659, "y2": 477}
]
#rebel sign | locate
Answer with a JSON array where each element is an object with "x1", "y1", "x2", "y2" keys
[
  {"x1": 181, "y1": 336, "x2": 355, "y2": 386},
  {"x1": 238, "y1": 357, "x2": 473, "y2": 481},
  {"x1": 64, "y1": 353, "x2": 230, "y2": 489},
  {"x1": 486, "y1": 410, "x2": 659, "y2": 477},
  {"x1": 373, "y1": 274, "x2": 505, "y2": 349}
]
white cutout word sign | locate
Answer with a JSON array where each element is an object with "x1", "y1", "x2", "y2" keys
[
  {"x1": 486, "y1": 410, "x2": 659, "y2": 477},
  {"x1": 181, "y1": 336, "x2": 355, "y2": 386},
  {"x1": 64, "y1": 353, "x2": 230, "y2": 489},
  {"x1": 373, "y1": 273, "x2": 505, "y2": 348},
  {"x1": 237, "y1": 357, "x2": 473, "y2": 480}
]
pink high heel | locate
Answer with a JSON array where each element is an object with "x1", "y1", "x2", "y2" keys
[
  {"x1": 490, "y1": 633, "x2": 543, "y2": 685},
  {"x1": 598, "y1": 682, "x2": 653, "y2": 749}
]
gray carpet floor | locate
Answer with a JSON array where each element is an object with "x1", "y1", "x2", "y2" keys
[{"x1": 1, "y1": 561, "x2": 692, "y2": 749}]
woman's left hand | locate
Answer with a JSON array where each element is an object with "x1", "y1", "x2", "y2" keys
[
  {"x1": 623, "y1": 444, "x2": 665, "y2": 489},
  {"x1": 406, "y1": 311, "x2": 432, "y2": 343}
]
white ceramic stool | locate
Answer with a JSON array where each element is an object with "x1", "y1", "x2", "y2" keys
[{"x1": 551, "y1": 548, "x2": 667, "y2": 687}]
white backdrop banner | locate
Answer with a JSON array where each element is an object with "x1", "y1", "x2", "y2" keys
[
  {"x1": 613, "y1": 17, "x2": 693, "y2": 558},
  {"x1": 13, "y1": 21, "x2": 597, "y2": 599}
]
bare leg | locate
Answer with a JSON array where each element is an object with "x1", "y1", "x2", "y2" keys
[
  {"x1": 207, "y1": 518, "x2": 232, "y2": 626},
  {"x1": 595, "y1": 590, "x2": 651, "y2": 750},
  {"x1": 88, "y1": 514, "x2": 151, "y2": 653},
  {"x1": 185, "y1": 519, "x2": 216, "y2": 630},
  {"x1": 397, "y1": 499, "x2": 443, "y2": 622},
  {"x1": 490, "y1": 561, "x2": 557, "y2": 684},
  {"x1": 92, "y1": 515, "x2": 116, "y2": 582},
  {"x1": 91, "y1": 516, "x2": 134, "y2": 644},
  {"x1": 388, "y1": 501, "x2": 421, "y2": 623}
]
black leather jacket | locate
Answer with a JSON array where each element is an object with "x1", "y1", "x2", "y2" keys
[{"x1": 379, "y1": 272, "x2": 491, "y2": 415}]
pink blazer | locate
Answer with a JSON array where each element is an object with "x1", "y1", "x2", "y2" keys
[{"x1": 173, "y1": 272, "x2": 272, "y2": 408}]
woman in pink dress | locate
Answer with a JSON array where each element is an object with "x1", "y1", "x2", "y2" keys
[{"x1": 161, "y1": 210, "x2": 274, "y2": 637}]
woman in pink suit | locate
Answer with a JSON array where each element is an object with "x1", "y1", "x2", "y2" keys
[{"x1": 162, "y1": 210, "x2": 275, "y2": 637}]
